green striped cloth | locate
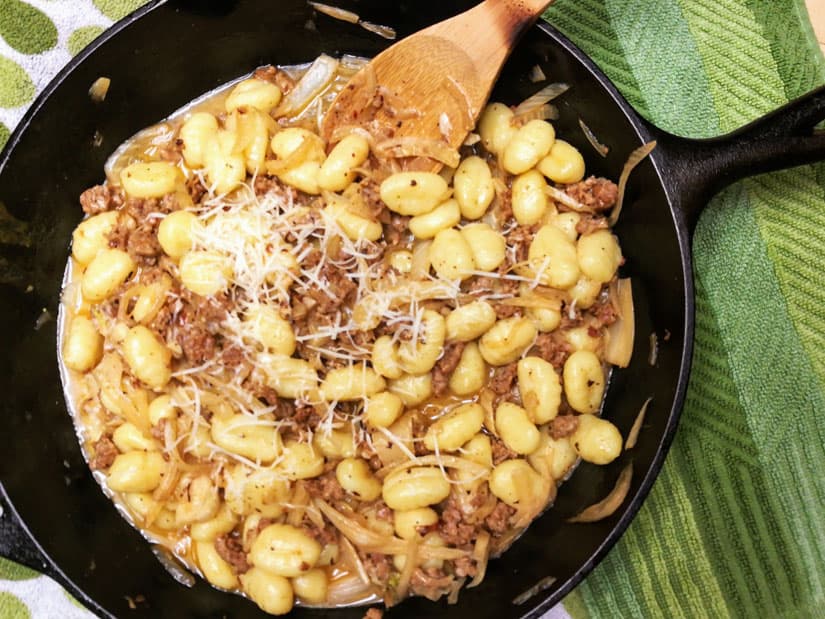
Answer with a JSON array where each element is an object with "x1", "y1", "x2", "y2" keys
[{"x1": 1, "y1": 0, "x2": 824, "y2": 617}]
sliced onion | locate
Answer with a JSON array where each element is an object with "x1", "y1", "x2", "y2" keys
[
  {"x1": 315, "y1": 499, "x2": 467, "y2": 560},
  {"x1": 151, "y1": 544, "x2": 195, "y2": 587},
  {"x1": 360, "y1": 20, "x2": 397, "y2": 40},
  {"x1": 278, "y1": 54, "x2": 339, "y2": 117},
  {"x1": 528, "y1": 64, "x2": 546, "y2": 83},
  {"x1": 89, "y1": 77, "x2": 111, "y2": 103},
  {"x1": 545, "y1": 184, "x2": 591, "y2": 213},
  {"x1": 375, "y1": 137, "x2": 461, "y2": 168},
  {"x1": 579, "y1": 117, "x2": 609, "y2": 157},
  {"x1": 625, "y1": 397, "x2": 652, "y2": 450},
  {"x1": 468, "y1": 530, "x2": 490, "y2": 588},
  {"x1": 326, "y1": 571, "x2": 377, "y2": 606},
  {"x1": 512, "y1": 103, "x2": 559, "y2": 126},
  {"x1": 603, "y1": 278, "x2": 634, "y2": 368},
  {"x1": 514, "y1": 82, "x2": 569, "y2": 116},
  {"x1": 378, "y1": 454, "x2": 490, "y2": 479},
  {"x1": 512, "y1": 575, "x2": 557, "y2": 605},
  {"x1": 648, "y1": 332, "x2": 659, "y2": 366},
  {"x1": 391, "y1": 536, "x2": 419, "y2": 604},
  {"x1": 308, "y1": 1, "x2": 359, "y2": 23},
  {"x1": 608, "y1": 140, "x2": 656, "y2": 226},
  {"x1": 568, "y1": 462, "x2": 633, "y2": 523}
]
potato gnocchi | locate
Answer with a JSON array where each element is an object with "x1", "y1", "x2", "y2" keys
[{"x1": 60, "y1": 57, "x2": 634, "y2": 615}]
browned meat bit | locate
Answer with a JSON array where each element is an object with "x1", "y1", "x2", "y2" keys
[
  {"x1": 591, "y1": 297, "x2": 619, "y2": 329},
  {"x1": 176, "y1": 312, "x2": 216, "y2": 364},
  {"x1": 439, "y1": 500, "x2": 477, "y2": 547},
  {"x1": 221, "y1": 345, "x2": 245, "y2": 367},
  {"x1": 80, "y1": 184, "x2": 124, "y2": 215},
  {"x1": 484, "y1": 501, "x2": 515, "y2": 535},
  {"x1": 506, "y1": 225, "x2": 536, "y2": 264},
  {"x1": 300, "y1": 523, "x2": 338, "y2": 546},
  {"x1": 186, "y1": 175, "x2": 207, "y2": 203},
  {"x1": 564, "y1": 176, "x2": 619, "y2": 212},
  {"x1": 549, "y1": 414, "x2": 579, "y2": 439},
  {"x1": 489, "y1": 362, "x2": 518, "y2": 396},
  {"x1": 174, "y1": 292, "x2": 228, "y2": 364},
  {"x1": 452, "y1": 555, "x2": 478, "y2": 578},
  {"x1": 157, "y1": 138, "x2": 183, "y2": 163},
  {"x1": 363, "y1": 608, "x2": 384, "y2": 619},
  {"x1": 126, "y1": 227, "x2": 161, "y2": 259},
  {"x1": 150, "y1": 419, "x2": 167, "y2": 442},
  {"x1": 89, "y1": 435, "x2": 118, "y2": 470},
  {"x1": 293, "y1": 403, "x2": 320, "y2": 427},
  {"x1": 354, "y1": 179, "x2": 385, "y2": 219},
  {"x1": 576, "y1": 213, "x2": 609, "y2": 236},
  {"x1": 382, "y1": 212, "x2": 409, "y2": 246},
  {"x1": 253, "y1": 65, "x2": 295, "y2": 94},
  {"x1": 410, "y1": 567, "x2": 455, "y2": 600},
  {"x1": 364, "y1": 552, "x2": 391, "y2": 586},
  {"x1": 431, "y1": 341, "x2": 466, "y2": 396},
  {"x1": 215, "y1": 532, "x2": 250, "y2": 574},
  {"x1": 304, "y1": 471, "x2": 346, "y2": 502},
  {"x1": 496, "y1": 187, "x2": 513, "y2": 223},
  {"x1": 305, "y1": 264, "x2": 357, "y2": 314},
  {"x1": 491, "y1": 437, "x2": 518, "y2": 465},
  {"x1": 124, "y1": 195, "x2": 175, "y2": 220},
  {"x1": 533, "y1": 332, "x2": 571, "y2": 369}
]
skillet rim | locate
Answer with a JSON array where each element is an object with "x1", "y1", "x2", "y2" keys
[{"x1": 0, "y1": 2, "x2": 695, "y2": 617}]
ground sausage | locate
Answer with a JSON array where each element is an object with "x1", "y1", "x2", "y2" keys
[
  {"x1": 363, "y1": 608, "x2": 384, "y2": 619},
  {"x1": 215, "y1": 533, "x2": 250, "y2": 574},
  {"x1": 304, "y1": 472, "x2": 346, "y2": 503},
  {"x1": 484, "y1": 501, "x2": 515, "y2": 535},
  {"x1": 564, "y1": 176, "x2": 619, "y2": 212},
  {"x1": 89, "y1": 436, "x2": 118, "y2": 470},
  {"x1": 549, "y1": 414, "x2": 579, "y2": 439},
  {"x1": 80, "y1": 184, "x2": 124, "y2": 215},
  {"x1": 533, "y1": 333, "x2": 571, "y2": 369},
  {"x1": 431, "y1": 341, "x2": 466, "y2": 396},
  {"x1": 489, "y1": 362, "x2": 518, "y2": 395}
]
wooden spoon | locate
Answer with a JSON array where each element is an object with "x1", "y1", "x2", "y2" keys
[{"x1": 321, "y1": 0, "x2": 554, "y2": 169}]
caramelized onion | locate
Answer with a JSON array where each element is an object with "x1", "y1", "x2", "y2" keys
[
  {"x1": 608, "y1": 140, "x2": 656, "y2": 226},
  {"x1": 308, "y1": 1, "x2": 359, "y2": 23},
  {"x1": 568, "y1": 462, "x2": 633, "y2": 523},
  {"x1": 513, "y1": 82, "x2": 569, "y2": 116},
  {"x1": 603, "y1": 278, "x2": 635, "y2": 368},
  {"x1": 512, "y1": 574, "x2": 557, "y2": 605},
  {"x1": 625, "y1": 397, "x2": 652, "y2": 450},
  {"x1": 579, "y1": 117, "x2": 609, "y2": 157}
]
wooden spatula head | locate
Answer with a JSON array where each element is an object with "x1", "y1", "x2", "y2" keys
[{"x1": 321, "y1": 0, "x2": 553, "y2": 170}]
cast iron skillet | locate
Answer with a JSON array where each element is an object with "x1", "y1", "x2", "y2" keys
[{"x1": 1, "y1": 1, "x2": 824, "y2": 617}]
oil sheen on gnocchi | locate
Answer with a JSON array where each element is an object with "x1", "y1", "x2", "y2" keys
[{"x1": 59, "y1": 55, "x2": 637, "y2": 616}]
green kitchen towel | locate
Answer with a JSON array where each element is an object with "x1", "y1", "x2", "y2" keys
[{"x1": 1, "y1": 1, "x2": 824, "y2": 618}]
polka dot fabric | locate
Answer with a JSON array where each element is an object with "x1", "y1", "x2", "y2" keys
[
  {"x1": 0, "y1": 0, "x2": 146, "y2": 151},
  {"x1": 0, "y1": 7, "x2": 152, "y2": 619}
]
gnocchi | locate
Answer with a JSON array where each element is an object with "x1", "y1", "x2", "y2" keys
[{"x1": 63, "y1": 61, "x2": 636, "y2": 614}]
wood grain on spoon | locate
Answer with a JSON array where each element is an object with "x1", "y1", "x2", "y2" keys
[{"x1": 321, "y1": 0, "x2": 554, "y2": 170}]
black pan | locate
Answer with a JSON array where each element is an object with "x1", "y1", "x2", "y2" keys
[{"x1": 1, "y1": 1, "x2": 823, "y2": 617}]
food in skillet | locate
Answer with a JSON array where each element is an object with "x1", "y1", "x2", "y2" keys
[{"x1": 59, "y1": 56, "x2": 636, "y2": 615}]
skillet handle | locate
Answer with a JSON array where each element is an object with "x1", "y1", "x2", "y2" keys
[
  {"x1": 0, "y1": 483, "x2": 53, "y2": 575},
  {"x1": 647, "y1": 85, "x2": 825, "y2": 232}
]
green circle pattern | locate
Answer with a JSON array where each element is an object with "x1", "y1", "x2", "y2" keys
[
  {"x1": 0, "y1": 122, "x2": 10, "y2": 150},
  {"x1": 93, "y1": 0, "x2": 147, "y2": 21},
  {"x1": 0, "y1": 592, "x2": 31, "y2": 619},
  {"x1": 0, "y1": 56, "x2": 35, "y2": 107},
  {"x1": 67, "y1": 26, "x2": 105, "y2": 56},
  {"x1": 0, "y1": 0, "x2": 57, "y2": 54},
  {"x1": 0, "y1": 557, "x2": 38, "y2": 581}
]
